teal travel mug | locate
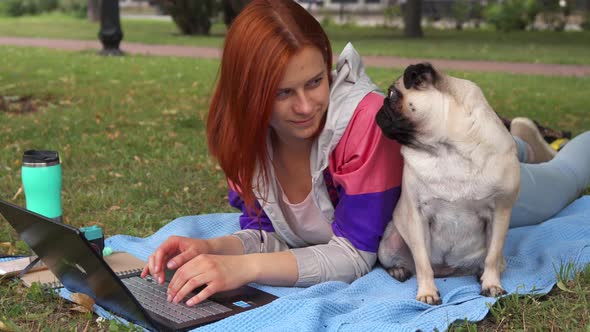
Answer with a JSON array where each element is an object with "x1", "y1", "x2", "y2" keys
[{"x1": 21, "y1": 150, "x2": 62, "y2": 222}]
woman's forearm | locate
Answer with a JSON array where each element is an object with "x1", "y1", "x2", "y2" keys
[
  {"x1": 205, "y1": 235, "x2": 245, "y2": 255},
  {"x1": 246, "y1": 251, "x2": 299, "y2": 286},
  {"x1": 203, "y1": 235, "x2": 298, "y2": 286}
]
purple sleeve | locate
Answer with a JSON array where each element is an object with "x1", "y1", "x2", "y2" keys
[
  {"x1": 228, "y1": 189, "x2": 275, "y2": 232},
  {"x1": 332, "y1": 187, "x2": 400, "y2": 253}
]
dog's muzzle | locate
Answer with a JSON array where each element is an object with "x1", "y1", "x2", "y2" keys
[{"x1": 375, "y1": 85, "x2": 417, "y2": 147}]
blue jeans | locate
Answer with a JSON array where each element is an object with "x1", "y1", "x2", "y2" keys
[{"x1": 511, "y1": 131, "x2": 590, "y2": 227}]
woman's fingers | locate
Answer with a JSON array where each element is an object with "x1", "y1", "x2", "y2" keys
[
  {"x1": 153, "y1": 237, "x2": 181, "y2": 273},
  {"x1": 187, "y1": 285, "x2": 218, "y2": 306},
  {"x1": 171, "y1": 272, "x2": 211, "y2": 305},
  {"x1": 166, "y1": 248, "x2": 199, "y2": 270},
  {"x1": 164, "y1": 254, "x2": 249, "y2": 307},
  {"x1": 167, "y1": 259, "x2": 200, "y2": 300},
  {"x1": 143, "y1": 237, "x2": 182, "y2": 283},
  {"x1": 149, "y1": 248, "x2": 171, "y2": 283},
  {"x1": 140, "y1": 264, "x2": 150, "y2": 278}
]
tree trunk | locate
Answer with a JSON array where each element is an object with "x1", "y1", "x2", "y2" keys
[
  {"x1": 223, "y1": 0, "x2": 252, "y2": 27},
  {"x1": 88, "y1": 0, "x2": 101, "y2": 22},
  {"x1": 403, "y1": 0, "x2": 423, "y2": 38}
]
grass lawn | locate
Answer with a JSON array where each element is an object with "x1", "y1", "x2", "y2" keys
[
  {"x1": 0, "y1": 46, "x2": 589, "y2": 330},
  {"x1": 1, "y1": 13, "x2": 590, "y2": 64}
]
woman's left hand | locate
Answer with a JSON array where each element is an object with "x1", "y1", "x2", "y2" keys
[{"x1": 166, "y1": 253, "x2": 257, "y2": 306}]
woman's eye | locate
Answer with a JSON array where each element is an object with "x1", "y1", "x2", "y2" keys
[
  {"x1": 307, "y1": 77, "x2": 322, "y2": 88},
  {"x1": 276, "y1": 89, "x2": 292, "y2": 99}
]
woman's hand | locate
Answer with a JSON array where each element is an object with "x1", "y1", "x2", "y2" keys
[
  {"x1": 166, "y1": 254, "x2": 257, "y2": 306},
  {"x1": 141, "y1": 236, "x2": 211, "y2": 284}
]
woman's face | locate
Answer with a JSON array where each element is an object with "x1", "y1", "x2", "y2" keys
[{"x1": 270, "y1": 46, "x2": 330, "y2": 146}]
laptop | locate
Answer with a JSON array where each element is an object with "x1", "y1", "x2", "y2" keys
[{"x1": 0, "y1": 199, "x2": 277, "y2": 331}]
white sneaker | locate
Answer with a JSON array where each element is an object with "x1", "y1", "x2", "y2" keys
[{"x1": 510, "y1": 117, "x2": 557, "y2": 163}]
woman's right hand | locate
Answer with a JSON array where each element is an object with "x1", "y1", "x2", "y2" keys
[{"x1": 141, "y1": 236, "x2": 211, "y2": 284}]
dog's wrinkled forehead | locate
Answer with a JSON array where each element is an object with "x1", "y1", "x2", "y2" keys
[{"x1": 402, "y1": 63, "x2": 439, "y2": 90}]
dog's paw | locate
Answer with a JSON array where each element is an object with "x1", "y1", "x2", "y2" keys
[
  {"x1": 480, "y1": 285, "x2": 507, "y2": 298},
  {"x1": 387, "y1": 266, "x2": 413, "y2": 282},
  {"x1": 416, "y1": 290, "x2": 441, "y2": 305}
]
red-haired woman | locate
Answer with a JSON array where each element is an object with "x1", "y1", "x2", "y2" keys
[
  {"x1": 142, "y1": 0, "x2": 403, "y2": 306},
  {"x1": 142, "y1": 0, "x2": 590, "y2": 307}
]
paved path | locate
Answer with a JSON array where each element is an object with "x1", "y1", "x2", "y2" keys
[{"x1": 1, "y1": 36, "x2": 589, "y2": 77}]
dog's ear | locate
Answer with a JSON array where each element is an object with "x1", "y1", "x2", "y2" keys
[{"x1": 403, "y1": 63, "x2": 438, "y2": 90}]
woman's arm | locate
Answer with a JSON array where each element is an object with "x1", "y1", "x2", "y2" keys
[{"x1": 143, "y1": 232, "x2": 298, "y2": 306}]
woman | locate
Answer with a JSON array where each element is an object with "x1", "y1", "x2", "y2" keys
[{"x1": 142, "y1": 0, "x2": 590, "y2": 307}]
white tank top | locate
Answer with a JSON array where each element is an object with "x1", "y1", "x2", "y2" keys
[{"x1": 276, "y1": 179, "x2": 334, "y2": 245}]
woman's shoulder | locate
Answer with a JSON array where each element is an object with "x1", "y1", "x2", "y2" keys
[
  {"x1": 344, "y1": 92, "x2": 386, "y2": 138},
  {"x1": 331, "y1": 91, "x2": 401, "y2": 164}
]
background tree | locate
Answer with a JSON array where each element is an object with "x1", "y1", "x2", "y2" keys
[
  {"x1": 451, "y1": 0, "x2": 470, "y2": 30},
  {"x1": 156, "y1": 0, "x2": 216, "y2": 35},
  {"x1": 402, "y1": 0, "x2": 423, "y2": 38},
  {"x1": 471, "y1": 0, "x2": 484, "y2": 28},
  {"x1": 87, "y1": 0, "x2": 101, "y2": 22},
  {"x1": 223, "y1": 0, "x2": 251, "y2": 27}
]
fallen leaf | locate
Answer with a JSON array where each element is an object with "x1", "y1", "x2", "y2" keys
[
  {"x1": 70, "y1": 305, "x2": 91, "y2": 314},
  {"x1": 0, "y1": 242, "x2": 17, "y2": 255},
  {"x1": 12, "y1": 186, "x2": 23, "y2": 200},
  {"x1": 71, "y1": 292, "x2": 95, "y2": 312},
  {"x1": 108, "y1": 171, "x2": 123, "y2": 178},
  {"x1": 556, "y1": 280, "x2": 575, "y2": 293},
  {"x1": 107, "y1": 130, "x2": 120, "y2": 140},
  {"x1": 162, "y1": 109, "x2": 178, "y2": 115}
]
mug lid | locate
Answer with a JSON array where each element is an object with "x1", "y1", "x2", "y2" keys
[{"x1": 23, "y1": 150, "x2": 60, "y2": 165}]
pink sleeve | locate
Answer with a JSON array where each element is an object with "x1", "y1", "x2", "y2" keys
[{"x1": 330, "y1": 92, "x2": 403, "y2": 195}]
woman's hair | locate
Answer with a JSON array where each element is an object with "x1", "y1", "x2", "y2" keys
[{"x1": 207, "y1": 0, "x2": 332, "y2": 213}]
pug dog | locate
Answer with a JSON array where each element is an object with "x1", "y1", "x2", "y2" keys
[{"x1": 375, "y1": 63, "x2": 520, "y2": 305}]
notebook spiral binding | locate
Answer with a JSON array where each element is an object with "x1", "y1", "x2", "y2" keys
[
  {"x1": 30, "y1": 268, "x2": 144, "y2": 289},
  {"x1": 19, "y1": 252, "x2": 147, "y2": 289}
]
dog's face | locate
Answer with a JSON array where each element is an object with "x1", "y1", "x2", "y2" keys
[
  {"x1": 376, "y1": 63, "x2": 463, "y2": 150},
  {"x1": 376, "y1": 63, "x2": 444, "y2": 148}
]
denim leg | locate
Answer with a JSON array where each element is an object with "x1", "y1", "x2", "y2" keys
[
  {"x1": 510, "y1": 131, "x2": 590, "y2": 228},
  {"x1": 513, "y1": 136, "x2": 529, "y2": 163}
]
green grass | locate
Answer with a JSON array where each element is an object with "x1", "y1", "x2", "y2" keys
[
  {"x1": 0, "y1": 46, "x2": 589, "y2": 330},
  {"x1": 449, "y1": 263, "x2": 590, "y2": 331},
  {"x1": 1, "y1": 13, "x2": 590, "y2": 64}
]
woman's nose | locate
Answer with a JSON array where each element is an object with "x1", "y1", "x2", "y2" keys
[{"x1": 293, "y1": 92, "x2": 313, "y2": 114}]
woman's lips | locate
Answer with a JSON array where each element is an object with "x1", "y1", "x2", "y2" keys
[{"x1": 291, "y1": 116, "x2": 314, "y2": 126}]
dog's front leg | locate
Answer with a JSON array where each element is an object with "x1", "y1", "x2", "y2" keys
[
  {"x1": 396, "y1": 192, "x2": 441, "y2": 305},
  {"x1": 480, "y1": 201, "x2": 511, "y2": 297}
]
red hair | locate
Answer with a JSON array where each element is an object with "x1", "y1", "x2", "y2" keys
[{"x1": 207, "y1": 0, "x2": 332, "y2": 213}]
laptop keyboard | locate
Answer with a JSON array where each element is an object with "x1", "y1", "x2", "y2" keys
[{"x1": 122, "y1": 275, "x2": 232, "y2": 324}]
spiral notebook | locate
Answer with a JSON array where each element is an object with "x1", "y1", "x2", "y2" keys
[{"x1": 20, "y1": 251, "x2": 146, "y2": 288}]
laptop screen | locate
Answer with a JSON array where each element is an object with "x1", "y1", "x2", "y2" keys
[{"x1": 0, "y1": 200, "x2": 155, "y2": 330}]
